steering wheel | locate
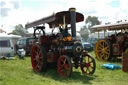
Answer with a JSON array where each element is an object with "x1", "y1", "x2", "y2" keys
[{"x1": 34, "y1": 26, "x2": 45, "y2": 39}]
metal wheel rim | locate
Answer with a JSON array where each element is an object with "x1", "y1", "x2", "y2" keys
[
  {"x1": 80, "y1": 55, "x2": 96, "y2": 75},
  {"x1": 31, "y1": 45, "x2": 43, "y2": 71},
  {"x1": 58, "y1": 55, "x2": 72, "y2": 77},
  {"x1": 96, "y1": 40, "x2": 110, "y2": 61}
]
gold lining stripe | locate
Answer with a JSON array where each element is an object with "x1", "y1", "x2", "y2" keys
[{"x1": 70, "y1": 8, "x2": 76, "y2": 11}]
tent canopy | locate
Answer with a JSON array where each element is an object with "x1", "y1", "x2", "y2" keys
[{"x1": 91, "y1": 22, "x2": 128, "y2": 32}]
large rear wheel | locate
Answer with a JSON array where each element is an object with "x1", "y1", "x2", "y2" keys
[
  {"x1": 80, "y1": 54, "x2": 96, "y2": 75},
  {"x1": 31, "y1": 44, "x2": 47, "y2": 72},
  {"x1": 58, "y1": 55, "x2": 72, "y2": 77},
  {"x1": 95, "y1": 39, "x2": 112, "y2": 61}
]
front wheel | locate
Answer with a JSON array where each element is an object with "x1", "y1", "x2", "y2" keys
[
  {"x1": 80, "y1": 54, "x2": 96, "y2": 75},
  {"x1": 58, "y1": 55, "x2": 72, "y2": 77}
]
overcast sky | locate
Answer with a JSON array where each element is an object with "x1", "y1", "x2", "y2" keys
[{"x1": 0, "y1": 0, "x2": 128, "y2": 33}]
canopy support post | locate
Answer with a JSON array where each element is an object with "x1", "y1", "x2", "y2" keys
[
  {"x1": 104, "y1": 30, "x2": 106, "y2": 38},
  {"x1": 98, "y1": 31, "x2": 99, "y2": 39}
]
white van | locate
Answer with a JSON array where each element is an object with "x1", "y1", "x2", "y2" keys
[{"x1": 0, "y1": 35, "x2": 15, "y2": 58}]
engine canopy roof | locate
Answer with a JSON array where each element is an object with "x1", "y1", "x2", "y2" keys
[{"x1": 25, "y1": 10, "x2": 84, "y2": 29}]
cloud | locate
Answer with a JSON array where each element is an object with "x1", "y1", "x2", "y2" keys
[
  {"x1": 0, "y1": 0, "x2": 20, "y2": 17},
  {"x1": 0, "y1": 8, "x2": 11, "y2": 17},
  {"x1": 0, "y1": 1, "x2": 6, "y2": 7},
  {"x1": 0, "y1": 0, "x2": 21, "y2": 32},
  {"x1": 1, "y1": 0, "x2": 128, "y2": 33},
  {"x1": 11, "y1": 0, "x2": 20, "y2": 9}
]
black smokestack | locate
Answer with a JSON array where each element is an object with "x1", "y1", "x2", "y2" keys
[{"x1": 69, "y1": 8, "x2": 76, "y2": 37}]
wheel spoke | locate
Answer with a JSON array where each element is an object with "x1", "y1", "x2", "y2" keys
[
  {"x1": 89, "y1": 66, "x2": 94, "y2": 69},
  {"x1": 38, "y1": 51, "x2": 41, "y2": 56},
  {"x1": 96, "y1": 40, "x2": 111, "y2": 61},
  {"x1": 31, "y1": 44, "x2": 47, "y2": 72},
  {"x1": 99, "y1": 43, "x2": 104, "y2": 48},
  {"x1": 58, "y1": 55, "x2": 72, "y2": 77},
  {"x1": 37, "y1": 48, "x2": 40, "y2": 54},
  {"x1": 104, "y1": 46, "x2": 109, "y2": 50},
  {"x1": 63, "y1": 58, "x2": 66, "y2": 65},
  {"x1": 104, "y1": 51, "x2": 109, "y2": 55},
  {"x1": 37, "y1": 63, "x2": 40, "y2": 68},
  {"x1": 80, "y1": 54, "x2": 96, "y2": 75},
  {"x1": 104, "y1": 54, "x2": 109, "y2": 60},
  {"x1": 100, "y1": 52, "x2": 104, "y2": 58},
  {"x1": 33, "y1": 49, "x2": 37, "y2": 55},
  {"x1": 98, "y1": 46, "x2": 103, "y2": 50}
]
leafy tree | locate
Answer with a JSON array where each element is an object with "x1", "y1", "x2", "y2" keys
[
  {"x1": 80, "y1": 25, "x2": 90, "y2": 40},
  {"x1": 11, "y1": 30, "x2": 20, "y2": 35},
  {"x1": 12, "y1": 24, "x2": 28, "y2": 37},
  {"x1": 80, "y1": 16, "x2": 100, "y2": 40},
  {"x1": 80, "y1": 25, "x2": 87, "y2": 31},
  {"x1": 86, "y1": 16, "x2": 100, "y2": 32},
  {"x1": 86, "y1": 16, "x2": 100, "y2": 26}
]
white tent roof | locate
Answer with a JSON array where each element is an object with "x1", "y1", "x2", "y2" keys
[{"x1": 0, "y1": 33, "x2": 21, "y2": 38}]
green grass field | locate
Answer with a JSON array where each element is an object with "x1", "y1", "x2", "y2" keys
[{"x1": 0, "y1": 51, "x2": 128, "y2": 85}]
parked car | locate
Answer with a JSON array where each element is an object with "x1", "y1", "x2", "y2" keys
[
  {"x1": 0, "y1": 37, "x2": 15, "y2": 58},
  {"x1": 15, "y1": 37, "x2": 37, "y2": 55},
  {"x1": 81, "y1": 39, "x2": 93, "y2": 52},
  {"x1": 87, "y1": 38, "x2": 98, "y2": 48}
]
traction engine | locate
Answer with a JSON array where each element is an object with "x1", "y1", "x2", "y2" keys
[
  {"x1": 92, "y1": 21, "x2": 128, "y2": 61},
  {"x1": 25, "y1": 8, "x2": 96, "y2": 77}
]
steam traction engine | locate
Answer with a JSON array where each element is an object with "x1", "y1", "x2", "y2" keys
[
  {"x1": 25, "y1": 8, "x2": 96, "y2": 77},
  {"x1": 92, "y1": 22, "x2": 128, "y2": 61}
]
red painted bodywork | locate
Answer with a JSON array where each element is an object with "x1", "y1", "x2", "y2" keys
[
  {"x1": 39, "y1": 36, "x2": 52, "y2": 45},
  {"x1": 39, "y1": 35, "x2": 59, "y2": 63},
  {"x1": 47, "y1": 52, "x2": 59, "y2": 63},
  {"x1": 112, "y1": 44, "x2": 120, "y2": 55}
]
